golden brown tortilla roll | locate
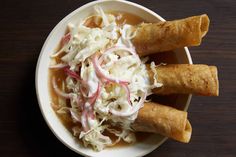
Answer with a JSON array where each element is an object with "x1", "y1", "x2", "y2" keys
[
  {"x1": 148, "y1": 64, "x2": 219, "y2": 96},
  {"x1": 132, "y1": 102, "x2": 192, "y2": 143},
  {"x1": 132, "y1": 14, "x2": 210, "y2": 56}
]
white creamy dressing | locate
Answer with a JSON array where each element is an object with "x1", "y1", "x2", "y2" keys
[{"x1": 50, "y1": 6, "x2": 162, "y2": 151}]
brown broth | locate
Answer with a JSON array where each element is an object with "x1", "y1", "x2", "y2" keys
[
  {"x1": 112, "y1": 12, "x2": 145, "y2": 25},
  {"x1": 49, "y1": 11, "x2": 181, "y2": 149}
]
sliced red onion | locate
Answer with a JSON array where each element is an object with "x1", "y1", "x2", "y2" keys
[
  {"x1": 92, "y1": 54, "x2": 129, "y2": 84},
  {"x1": 79, "y1": 85, "x2": 89, "y2": 98},
  {"x1": 110, "y1": 91, "x2": 147, "y2": 117},
  {"x1": 120, "y1": 83, "x2": 131, "y2": 105},
  {"x1": 98, "y1": 46, "x2": 140, "y2": 63},
  {"x1": 64, "y1": 67, "x2": 81, "y2": 80},
  {"x1": 52, "y1": 77, "x2": 71, "y2": 99},
  {"x1": 88, "y1": 108, "x2": 95, "y2": 119},
  {"x1": 81, "y1": 110, "x2": 89, "y2": 132},
  {"x1": 80, "y1": 82, "x2": 101, "y2": 110},
  {"x1": 80, "y1": 83, "x2": 101, "y2": 122},
  {"x1": 64, "y1": 67, "x2": 89, "y2": 90},
  {"x1": 50, "y1": 33, "x2": 71, "y2": 58},
  {"x1": 49, "y1": 63, "x2": 68, "y2": 69},
  {"x1": 78, "y1": 81, "x2": 91, "y2": 99},
  {"x1": 76, "y1": 95, "x2": 84, "y2": 110},
  {"x1": 61, "y1": 33, "x2": 71, "y2": 46},
  {"x1": 88, "y1": 82, "x2": 101, "y2": 105},
  {"x1": 70, "y1": 109, "x2": 81, "y2": 123},
  {"x1": 81, "y1": 102, "x2": 96, "y2": 131}
]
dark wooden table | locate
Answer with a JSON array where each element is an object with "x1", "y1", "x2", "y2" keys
[{"x1": 1, "y1": 0, "x2": 235, "y2": 156}]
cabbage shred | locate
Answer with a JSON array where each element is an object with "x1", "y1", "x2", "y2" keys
[{"x1": 50, "y1": 6, "x2": 161, "y2": 151}]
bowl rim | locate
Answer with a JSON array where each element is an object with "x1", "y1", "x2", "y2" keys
[{"x1": 35, "y1": 0, "x2": 193, "y2": 156}]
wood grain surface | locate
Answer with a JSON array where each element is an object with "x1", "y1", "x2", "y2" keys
[{"x1": 0, "y1": 0, "x2": 235, "y2": 156}]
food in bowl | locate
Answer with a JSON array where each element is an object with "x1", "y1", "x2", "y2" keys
[{"x1": 48, "y1": 6, "x2": 218, "y2": 151}]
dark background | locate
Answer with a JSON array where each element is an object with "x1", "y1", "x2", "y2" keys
[{"x1": 0, "y1": 0, "x2": 235, "y2": 156}]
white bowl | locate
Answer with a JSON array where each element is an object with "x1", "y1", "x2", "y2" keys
[{"x1": 35, "y1": 0, "x2": 192, "y2": 156}]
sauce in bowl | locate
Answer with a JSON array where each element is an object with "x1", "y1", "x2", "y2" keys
[{"x1": 49, "y1": 11, "x2": 183, "y2": 149}]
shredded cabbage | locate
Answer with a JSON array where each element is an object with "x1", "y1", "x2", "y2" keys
[
  {"x1": 50, "y1": 6, "x2": 162, "y2": 151},
  {"x1": 150, "y1": 62, "x2": 163, "y2": 89}
]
